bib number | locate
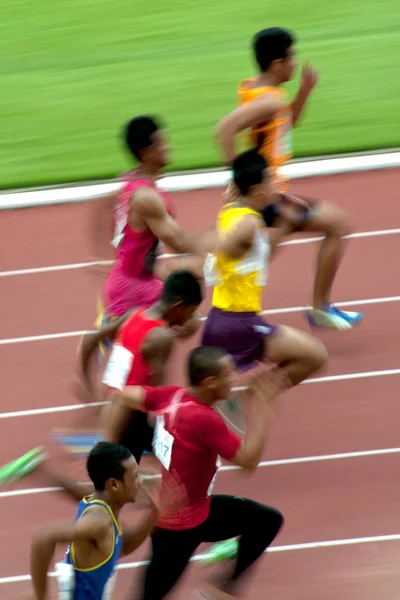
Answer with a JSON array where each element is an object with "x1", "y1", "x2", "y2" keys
[
  {"x1": 203, "y1": 253, "x2": 221, "y2": 287},
  {"x1": 102, "y1": 345, "x2": 134, "y2": 390},
  {"x1": 207, "y1": 457, "x2": 222, "y2": 496},
  {"x1": 153, "y1": 415, "x2": 174, "y2": 470}
]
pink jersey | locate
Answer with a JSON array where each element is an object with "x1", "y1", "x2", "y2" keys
[{"x1": 103, "y1": 171, "x2": 175, "y2": 317}]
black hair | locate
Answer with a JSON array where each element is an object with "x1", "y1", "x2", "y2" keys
[
  {"x1": 87, "y1": 441, "x2": 132, "y2": 491},
  {"x1": 253, "y1": 27, "x2": 295, "y2": 72},
  {"x1": 188, "y1": 345, "x2": 228, "y2": 386},
  {"x1": 233, "y1": 148, "x2": 267, "y2": 196},
  {"x1": 124, "y1": 116, "x2": 160, "y2": 160},
  {"x1": 161, "y1": 270, "x2": 203, "y2": 306}
]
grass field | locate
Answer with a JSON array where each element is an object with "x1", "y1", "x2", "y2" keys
[{"x1": 1, "y1": 0, "x2": 399, "y2": 188}]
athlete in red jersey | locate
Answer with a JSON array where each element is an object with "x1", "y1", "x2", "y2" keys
[
  {"x1": 78, "y1": 270, "x2": 203, "y2": 463},
  {"x1": 106, "y1": 345, "x2": 284, "y2": 600},
  {"x1": 90, "y1": 116, "x2": 212, "y2": 334}
]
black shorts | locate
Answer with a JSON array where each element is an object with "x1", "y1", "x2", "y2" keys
[
  {"x1": 119, "y1": 410, "x2": 154, "y2": 463},
  {"x1": 262, "y1": 193, "x2": 317, "y2": 230}
]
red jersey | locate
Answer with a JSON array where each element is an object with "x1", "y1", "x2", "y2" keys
[
  {"x1": 142, "y1": 385, "x2": 241, "y2": 530},
  {"x1": 102, "y1": 308, "x2": 167, "y2": 390}
]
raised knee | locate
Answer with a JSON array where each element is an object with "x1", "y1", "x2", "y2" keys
[
  {"x1": 327, "y1": 208, "x2": 353, "y2": 238},
  {"x1": 306, "y1": 339, "x2": 328, "y2": 373}
]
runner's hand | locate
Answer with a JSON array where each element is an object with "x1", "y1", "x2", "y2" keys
[{"x1": 300, "y1": 63, "x2": 319, "y2": 94}]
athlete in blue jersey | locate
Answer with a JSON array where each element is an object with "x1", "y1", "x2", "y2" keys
[{"x1": 30, "y1": 442, "x2": 159, "y2": 600}]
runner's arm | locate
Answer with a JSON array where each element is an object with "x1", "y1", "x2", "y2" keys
[
  {"x1": 87, "y1": 193, "x2": 116, "y2": 262},
  {"x1": 121, "y1": 506, "x2": 159, "y2": 556},
  {"x1": 231, "y1": 367, "x2": 284, "y2": 469},
  {"x1": 215, "y1": 95, "x2": 281, "y2": 164},
  {"x1": 30, "y1": 510, "x2": 110, "y2": 600},
  {"x1": 78, "y1": 313, "x2": 130, "y2": 394},
  {"x1": 291, "y1": 64, "x2": 319, "y2": 126},
  {"x1": 134, "y1": 187, "x2": 200, "y2": 256},
  {"x1": 217, "y1": 215, "x2": 257, "y2": 259},
  {"x1": 141, "y1": 326, "x2": 176, "y2": 386},
  {"x1": 103, "y1": 385, "x2": 176, "y2": 443}
]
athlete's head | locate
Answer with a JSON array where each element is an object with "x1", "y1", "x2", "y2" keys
[
  {"x1": 187, "y1": 345, "x2": 234, "y2": 402},
  {"x1": 253, "y1": 27, "x2": 296, "y2": 83},
  {"x1": 124, "y1": 116, "x2": 170, "y2": 170},
  {"x1": 233, "y1": 148, "x2": 271, "y2": 205},
  {"x1": 161, "y1": 269, "x2": 203, "y2": 327},
  {"x1": 87, "y1": 441, "x2": 140, "y2": 503}
]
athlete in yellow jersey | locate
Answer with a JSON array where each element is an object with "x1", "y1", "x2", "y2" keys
[
  {"x1": 202, "y1": 148, "x2": 327, "y2": 381},
  {"x1": 216, "y1": 27, "x2": 364, "y2": 331}
]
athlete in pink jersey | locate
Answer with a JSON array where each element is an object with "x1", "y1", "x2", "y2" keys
[{"x1": 92, "y1": 116, "x2": 209, "y2": 333}]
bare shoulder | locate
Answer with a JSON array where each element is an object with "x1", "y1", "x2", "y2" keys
[
  {"x1": 131, "y1": 186, "x2": 165, "y2": 218},
  {"x1": 142, "y1": 326, "x2": 175, "y2": 356},
  {"x1": 79, "y1": 505, "x2": 113, "y2": 537}
]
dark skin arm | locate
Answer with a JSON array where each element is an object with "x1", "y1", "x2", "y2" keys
[
  {"x1": 77, "y1": 312, "x2": 132, "y2": 399},
  {"x1": 133, "y1": 187, "x2": 202, "y2": 256},
  {"x1": 217, "y1": 214, "x2": 257, "y2": 259},
  {"x1": 215, "y1": 94, "x2": 281, "y2": 164},
  {"x1": 141, "y1": 326, "x2": 176, "y2": 386}
]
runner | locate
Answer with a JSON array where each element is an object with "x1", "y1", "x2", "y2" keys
[
  {"x1": 90, "y1": 115, "x2": 209, "y2": 347},
  {"x1": 215, "y1": 27, "x2": 364, "y2": 330},
  {"x1": 30, "y1": 441, "x2": 159, "y2": 600},
  {"x1": 202, "y1": 148, "x2": 328, "y2": 382},
  {"x1": 76, "y1": 270, "x2": 203, "y2": 464},
  {"x1": 105, "y1": 345, "x2": 285, "y2": 600}
]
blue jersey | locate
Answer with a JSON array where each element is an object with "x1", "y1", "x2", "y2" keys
[{"x1": 63, "y1": 495, "x2": 123, "y2": 600}]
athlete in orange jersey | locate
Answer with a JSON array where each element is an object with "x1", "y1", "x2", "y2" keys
[{"x1": 216, "y1": 27, "x2": 363, "y2": 330}]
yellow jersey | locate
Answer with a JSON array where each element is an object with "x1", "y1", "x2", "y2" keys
[
  {"x1": 204, "y1": 203, "x2": 270, "y2": 313},
  {"x1": 238, "y1": 78, "x2": 292, "y2": 192}
]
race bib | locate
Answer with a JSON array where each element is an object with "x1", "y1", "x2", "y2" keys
[
  {"x1": 102, "y1": 345, "x2": 134, "y2": 390},
  {"x1": 153, "y1": 415, "x2": 174, "y2": 470},
  {"x1": 207, "y1": 456, "x2": 222, "y2": 496},
  {"x1": 203, "y1": 253, "x2": 221, "y2": 287}
]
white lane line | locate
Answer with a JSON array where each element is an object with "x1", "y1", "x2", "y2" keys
[
  {"x1": 2, "y1": 445, "x2": 400, "y2": 500},
  {"x1": 2, "y1": 532, "x2": 400, "y2": 584},
  {"x1": 1, "y1": 294, "x2": 400, "y2": 346},
  {"x1": 0, "y1": 331, "x2": 90, "y2": 345},
  {"x1": 0, "y1": 367, "x2": 399, "y2": 420},
  {"x1": 0, "y1": 260, "x2": 113, "y2": 277},
  {"x1": 1, "y1": 227, "x2": 399, "y2": 278}
]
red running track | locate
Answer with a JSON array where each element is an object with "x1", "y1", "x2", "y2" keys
[{"x1": 1, "y1": 168, "x2": 400, "y2": 600}]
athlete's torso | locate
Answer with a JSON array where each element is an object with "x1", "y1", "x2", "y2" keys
[
  {"x1": 111, "y1": 170, "x2": 175, "y2": 278},
  {"x1": 204, "y1": 203, "x2": 270, "y2": 313},
  {"x1": 63, "y1": 496, "x2": 123, "y2": 600},
  {"x1": 238, "y1": 78, "x2": 292, "y2": 192},
  {"x1": 102, "y1": 308, "x2": 168, "y2": 391}
]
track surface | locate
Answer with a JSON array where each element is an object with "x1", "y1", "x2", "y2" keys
[{"x1": 1, "y1": 168, "x2": 400, "y2": 600}]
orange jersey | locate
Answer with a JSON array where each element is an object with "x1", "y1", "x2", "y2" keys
[{"x1": 238, "y1": 78, "x2": 293, "y2": 192}]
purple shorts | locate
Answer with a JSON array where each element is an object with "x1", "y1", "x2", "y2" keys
[{"x1": 201, "y1": 307, "x2": 279, "y2": 372}]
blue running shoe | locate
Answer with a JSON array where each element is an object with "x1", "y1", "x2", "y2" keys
[{"x1": 307, "y1": 304, "x2": 364, "y2": 330}]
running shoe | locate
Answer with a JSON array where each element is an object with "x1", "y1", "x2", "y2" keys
[
  {"x1": 0, "y1": 446, "x2": 46, "y2": 486},
  {"x1": 202, "y1": 538, "x2": 239, "y2": 565},
  {"x1": 306, "y1": 304, "x2": 364, "y2": 330}
]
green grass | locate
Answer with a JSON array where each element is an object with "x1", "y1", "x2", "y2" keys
[{"x1": 0, "y1": 0, "x2": 399, "y2": 188}]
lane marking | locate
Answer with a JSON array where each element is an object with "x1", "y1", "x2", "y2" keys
[
  {"x1": 1, "y1": 294, "x2": 400, "y2": 346},
  {"x1": 1, "y1": 149, "x2": 400, "y2": 211},
  {"x1": 1, "y1": 227, "x2": 399, "y2": 278},
  {"x1": 2, "y1": 445, "x2": 400, "y2": 499},
  {"x1": 2, "y1": 532, "x2": 400, "y2": 584},
  {"x1": 0, "y1": 367, "x2": 399, "y2": 420}
]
